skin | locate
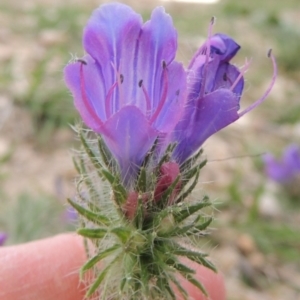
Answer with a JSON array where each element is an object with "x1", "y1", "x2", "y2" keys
[{"x1": 0, "y1": 234, "x2": 225, "y2": 300}]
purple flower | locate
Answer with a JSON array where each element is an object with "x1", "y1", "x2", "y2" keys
[
  {"x1": 0, "y1": 232, "x2": 7, "y2": 246},
  {"x1": 65, "y1": 3, "x2": 277, "y2": 175},
  {"x1": 64, "y1": 3, "x2": 186, "y2": 180},
  {"x1": 173, "y1": 30, "x2": 277, "y2": 163},
  {"x1": 264, "y1": 145, "x2": 300, "y2": 183}
]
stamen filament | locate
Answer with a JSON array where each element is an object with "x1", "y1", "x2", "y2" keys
[
  {"x1": 150, "y1": 64, "x2": 169, "y2": 124},
  {"x1": 199, "y1": 17, "x2": 215, "y2": 98},
  {"x1": 230, "y1": 58, "x2": 252, "y2": 92},
  {"x1": 239, "y1": 49, "x2": 277, "y2": 117},
  {"x1": 105, "y1": 82, "x2": 118, "y2": 119},
  {"x1": 139, "y1": 80, "x2": 151, "y2": 113}
]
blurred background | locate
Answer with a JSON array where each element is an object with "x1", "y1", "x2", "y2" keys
[{"x1": 0, "y1": 0, "x2": 299, "y2": 299}]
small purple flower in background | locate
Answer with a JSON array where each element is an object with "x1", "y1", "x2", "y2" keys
[
  {"x1": 264, "y1": 145, "x2": 300, "y2": 183},
  {"x1": 0, "y1": 232, "x2": 7, "y2": 246}
]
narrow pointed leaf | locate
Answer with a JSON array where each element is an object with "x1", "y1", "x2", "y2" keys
[
  {"x1": 80, "y1": 244, "x2": 120, "y2": 278},
  {"x1": 77, "y1": 227, "x2": 107, "y2": 238},
  {"x1": 86, "y1": 255, "x2": 120, "y2": 297},
  {"x1": 180, "y1": 148, "x2": 203, "y2": 172},
  {"x1": 173, "y1": 196, "x2": 211, "y2": 223},
  {"x1": 185, "y1": 274, "x2": 208, "y2": 297},
  {"x1": 169, "y1": 274, "x2": 188, "y2": 300},
  {"x1": 68, "y1": 198, "x2": 110, "y2": 225},
  {"x1": 111, "y1": 227, "x2": 131, "y2": 244}
]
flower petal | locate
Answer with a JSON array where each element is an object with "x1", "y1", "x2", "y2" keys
[
  {"x1": 64, "y1": 55, "x2": 106, "y2": 132},
  {"x1": 101, "y1": 106, "x2": 158, "y2": 182},
  {"x1": 152, "y1": 61, "x2": 187, "y2": 132},
  {"x1": 174, "y1": 89, "x2": 240, "y2": 162},
  {"x1": 83, "y1": 3, "x2": 143, "y2": 113},
  {"x1": 133, "y1": 6, "x2": 178, "y2": 112}
]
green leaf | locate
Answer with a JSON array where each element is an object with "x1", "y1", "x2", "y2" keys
[
  {"x1": 67, "y1": 198, "x2": 110, "y2": 226},
  {"x1": 185, "y1": 274, "x2": 208, "y2": 297},
  {"x1": 193, "y1": 217, "x2": 213, "y2": 232},
  {"x1": 97, "y1": 136, "x2": 111, "y2": 168},
  {"x1": 157, "y1": 275, "x2": 176, "y2": 300},
  {"x1": 168, "y1": 274, "x2": 188, "y2": 300},
  {"x1": 77, "y1": 227, "x2": 107, "y2": 239},
  {"x1": 165, "y1": 257, "x2": 195, "y2": 274},
  {"x1": 111, "y1": 227, "x2": 131, "y2": 244},
  {"x1": 85, "y1": 255, "x2": 120, "y2": 297},
  {"x1": 171, "y1": 247, "x2": 217, "y2": 273},
  {"x1": 173, "y1": 196, "x2": 211, "y2": 224},
  {"x1": 80, "y1": 244, "x2": 121, "y2": 277}
]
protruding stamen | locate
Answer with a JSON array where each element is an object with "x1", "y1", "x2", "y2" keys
[
  {"x1": 230, "y1": 58, "x2": 252, "y2": 92},
  {"x1": 210, "y1": 16, "x2": 216, "y2": 25},
  {"x1": 138, "y1": 79, "x2": 151, "y2": 112},
  {"x1": 176, "y1": 89, "x2": 180, "y2": 96},
  {"x1": 79, "y1": 63, "x2": 103, "y2": 126},
  {"x1": 150, "y1": 65, "x2": 169, "y2": 125},
  {"x1": 105, "y1": 81, "x2": 118, "y2": 118},
  {"x1": 199, "y1": 18, "x2": 215, "y2": 98},
  {"x1": 162, "y1": 60, "x2": 167, "y2": 69},
  {"x1": 239, "y1": 49, "x2": 277, "y2": 117}
]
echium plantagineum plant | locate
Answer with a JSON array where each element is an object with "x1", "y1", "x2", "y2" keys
[{"x1": 64, "y1": 3, "x2": 276, "y2": 299}]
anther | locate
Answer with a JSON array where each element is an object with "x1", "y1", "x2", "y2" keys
[
  {"x1": 223, "y1": 73, "x2": 227, "y2": 81},
  {"x1": 162, "y1": 60, "x2": 167, "y2": 69},
  {"x1": 138, "y1": 79, "x2": 143, "y2": 87},
  {"x1": 77, "y1": 58, "x2": 87, "y2": 65},
  {"x1": 267, "y1": 48, "x2": 272, "y2": 58},
  {"x1": 120, "y1": 74, "x2": 124, "y2": 84},
  {"x1": 210, "y1": 16, "x2": 216, "y2": 25},
  {"x1": 175, "y1": 89, "x2": 180, "y2": 96}
]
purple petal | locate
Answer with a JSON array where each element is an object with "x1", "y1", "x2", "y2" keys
[
  {"x1": 83, "y1": 3, "x2": 143, "y2": 113},
  {"x1": 101, "y1": 106, "x2": 158, "y2": 182},
  {"x1": 213, "y1": 63, "x2": 244, "y2": 98},
  {"x1": 64, "y1": 55, "x2": 106, "y2": 132},
  {"x1": 174, "y1": 89, "x2": 240, "y2": 162},
  {"x1": 210, "y1": 34, "x2": 241, "y2": 62},
  {"x1": 152, "y1": 61, "x2": 187, "y2": 132},
  {"x1": 134, "y1": 6, "x2": 177, "y2": 112}
]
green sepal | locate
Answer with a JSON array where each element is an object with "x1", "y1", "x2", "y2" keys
[
  {"x1": 180, "y1": 148, "x2": 203, "y2": 172},
  {"x1": 80, "y1": 244, "x2": 121, "y2": 278},
  {"x1": 185, "y1": 273, "x2": 208, "y2": 297},
  {"x1": 173, "y1": 196, "x2": 211, "y2": 224},
  {"x1": 101, "y1": 169, "x2": 127, "y2": 205},
  {"x1": 77, "y1": 228, "x2": 107, "y2": 239},
  {"x1": 97, "y1": 136, "x2": 112, "y2": 169},
  {"x1": 79, "y1": 131, "x2": 104, "y2": 174},
  {"x1": 157, "y1": 143, "x2": 177, "y2": 169},
  {"x1": 85, "y1": 254, "x2": 120, "y2": 297},
  {"x1": 137, "y1": 167, "x2": 147, "y2": 193},
  {"x1": 68, "y1": 198, "x2": 110, "y2": 226},
  {"x1": 176, "y1": 165, "x2": 201, "y2": 202},
  {"x1": 142, "y1": 137, "x2": 159, "y2": 167}
]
